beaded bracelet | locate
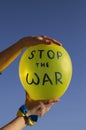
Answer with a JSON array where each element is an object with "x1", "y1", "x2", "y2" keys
[{"x1": 17, "y1": 105, "x2": 38, "y2": 126}]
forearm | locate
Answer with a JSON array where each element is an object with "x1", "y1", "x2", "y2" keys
[
  {"x1": 1, "y1": 117, "x2": 27, "y2": 130},
  {"x1": 0, "y1": 40, "x2": 24, "y2": 72},
  {"x1": 0, "y1": 36, "x2": 61, "y2": 72},
  {"x1": 0, "y1": 36, "x2": 39, "y2": 72}
]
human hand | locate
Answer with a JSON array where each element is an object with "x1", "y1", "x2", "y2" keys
[
  {"x1": 19, "y1": 36, "x2": 62, "y2": 48},
  {"x1": 25, "y1": 92, "x2": 59, "y2": 117}
]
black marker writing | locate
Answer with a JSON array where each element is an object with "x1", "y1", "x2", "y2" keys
[{"x1": 26, "y1": 72, "x2": 63, "y2": 86}]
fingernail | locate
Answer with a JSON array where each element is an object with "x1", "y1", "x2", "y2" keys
[{"x1": 37, "y1": 36, "x2": 43, "y2": 40}]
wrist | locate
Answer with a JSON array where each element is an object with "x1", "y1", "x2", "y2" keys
[
  {"x1": 16, "y1": 116, "x2": 27, "y2": 128},
  {"x1": 16, "y1": 105, "x2": 38, "y2": 126},
  {"x1": 18, "y1": 37, "x2": 31, "y2": 48}
]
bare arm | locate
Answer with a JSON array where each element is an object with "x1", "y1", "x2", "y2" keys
[
  {"x1": 0, "y1": 40, "x2": 24, "y2": 72},
  {"x1": 1, "y1": 117, "x2": 27, "y2": 130},
  {"x1": 0, "y1": 36, "x2": 61, "y2": 72}
]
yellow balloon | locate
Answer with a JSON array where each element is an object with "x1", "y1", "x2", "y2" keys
[{"x1": 19, "y1": 44, "x2": 72, "y2": 100}]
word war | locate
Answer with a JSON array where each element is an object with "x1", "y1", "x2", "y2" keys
[{"x1": 26, "y1": 72, "x2": 63, "y2": 86}]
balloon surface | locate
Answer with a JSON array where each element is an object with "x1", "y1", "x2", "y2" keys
[{"x1": 19, "y1": 43, "x2": 72, "y2": 100}]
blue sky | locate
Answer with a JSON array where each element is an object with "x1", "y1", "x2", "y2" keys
[{"x1": 0, "y1": 0, "x2": 86, "y2": 130}]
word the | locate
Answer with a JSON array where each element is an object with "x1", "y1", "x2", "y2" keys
[{"x1": 36, "y1": 62, "x2": 49, "y2": 68}]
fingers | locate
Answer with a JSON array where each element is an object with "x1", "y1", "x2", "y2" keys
[
  {"x1": 31, "y1": 35, "x2": 62, "y2": 46},
  {"x1": 35, "y1": 101, "x2": 50, "y2": 117},
  {"x1": 37, "y1": 99, "x2": 59, "y2": 117},
  {"x1": 25, "y1": 91, "x2": 60, "y2": 117},
  {"x1": 20, "y1": 35, "x2": 62, "y2": 48},
  {"x1": 40, "y1": 36, "x2": 62, "y2": 46},
  {"x1": 33, "y1": 36, "x2": 51, "y2": 44},
  {"x1": 25, "y1": 97, "x2": 60, "y2": 117},
  {"x1": 43, "y1": 98, "x2": 60, "y2": 104},
  {"x1": 43, "y1": 99, "x2": 60, "y2": 111},
  {"x1": 43, "y1": 99, "x2": 60, "y2": 110}
]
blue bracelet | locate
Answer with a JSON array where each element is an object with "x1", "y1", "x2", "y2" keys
[
  {"x1": 19, "y1": 105, "x2": 28, "y2": 115},
  {"x1": 17, "y1": 105, "x2": 38, "y2": 126}
]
